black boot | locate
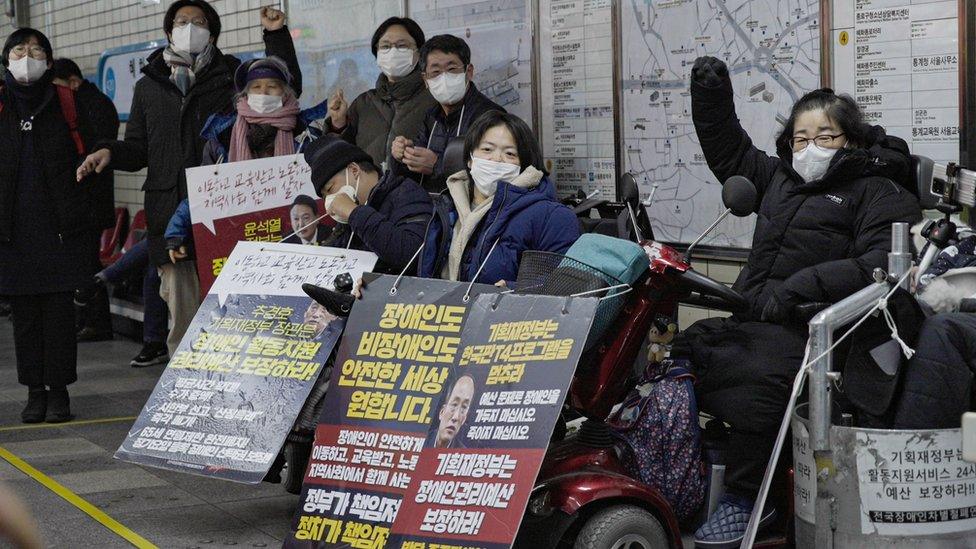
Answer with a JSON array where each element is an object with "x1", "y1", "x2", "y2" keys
[
  {"x1": 47, "y1": 387, "x2": 73, "y2": 423},
  {"x1": 21, "y1": 386, "x2": 47, "y2": 424},
  {"x1": 263, "y1": 451, "x2": 286, "y2": 484}
]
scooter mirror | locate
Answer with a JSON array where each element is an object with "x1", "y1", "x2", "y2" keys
[
  {"x1": 722, "y1": 175, "x2": 757, "y2": 217},
  {"x1": 620, "y1": 172, "x2": 639, "y2": 203}
]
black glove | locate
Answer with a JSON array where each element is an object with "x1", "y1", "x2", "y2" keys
[
  {"x1": 691, "y1": 56, "x2": 729, "y2": 88},
  {"x1": 761, "y1": 293, "x2": 792, "y2": 324}
]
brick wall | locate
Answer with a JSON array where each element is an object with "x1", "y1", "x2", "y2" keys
[{"x1": 0, "y1": 0, "x2": 272, "y2": 213}]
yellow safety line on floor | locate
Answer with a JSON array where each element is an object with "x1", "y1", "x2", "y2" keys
[
  {"x1": 0, "y1": 446, "x2": 157, "y2": 549},
  {"x1": 0, "y1": 416, "x2": 138, "y2": 432}
]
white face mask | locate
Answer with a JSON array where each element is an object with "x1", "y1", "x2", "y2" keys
[
  {"x1": 171, "y1": 23, "x2": 211, "y2": 54},
  {"x1": 469, "y1": 156, "x2": 522, "y2": 197},
  {"x1": 247, "y1": 93, "x2": 283, "y2": 114},
  {"x1": 792, "y1": 142, "x2": 840, "y2": 183},
  {"x1": 377, "y1": 48, "x2": 416, "y2": 79},
  {"x1": 8, "y1": 56, "x2": 48, "y2": 84},
  {"x1": 324, "y1": 168, "x2": 360, "y2": 224},
  {"x1": 427, "y1": 71, "x2": 468, "y2": 105}
]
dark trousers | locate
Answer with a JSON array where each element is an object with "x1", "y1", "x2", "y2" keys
[
  {"x1": 677, "y1": 317, "x2": 808, "y2": 499},
  {"x1": 100, "y1": 239, "x2": 167, "y2": 344},
  {"x1": 10, "y1": 292, "x2": 78, "y2": 387}
]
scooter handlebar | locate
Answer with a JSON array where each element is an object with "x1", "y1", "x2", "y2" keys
[{"x1": 676, "y1": 267, "x2": 749, "y2": 312}]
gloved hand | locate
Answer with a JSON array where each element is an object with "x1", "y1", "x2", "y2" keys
[
  {"x1": 761, "y1": 293, "x2": 793, "y2": 324},
  {"x1": 691, "y1": 56, "x2": 729, "y2": 88}
]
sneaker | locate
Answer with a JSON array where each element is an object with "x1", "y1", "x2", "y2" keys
[
  {"x1": 131, "y1": 343, "x2": 169, "y2": 368},
  {"x1": 77, "y1": 326, "x2": 114, "y2": 342},
  {"x1": 694, "y1": 494, "x2": 776, "y2": 549}
]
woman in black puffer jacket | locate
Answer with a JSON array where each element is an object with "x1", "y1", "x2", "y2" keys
[{"x1": 681, "y1": 56, "x2": 921, "y2": 548}]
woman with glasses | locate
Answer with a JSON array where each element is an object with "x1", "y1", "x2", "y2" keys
[
  {"x1": 676, "y1": 56, "x2": 921, "y2": 548},
  {"x1": 76, "y1": 1, "x2": 301, "y2": 358},
  {"x1": 0, "y1": 29, "x2": 117, "y2": 423},
  {"x1": 324, "y1": 17, "x2": 438, "y2": 170}
]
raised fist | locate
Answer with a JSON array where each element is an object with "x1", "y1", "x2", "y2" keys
[{"x1": 691, "y1": 56, "x2": 729, "y2": 88}]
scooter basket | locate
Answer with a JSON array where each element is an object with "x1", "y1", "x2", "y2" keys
[{"x1": 515, "y1": 251, "x2": 628, "y2": 347}]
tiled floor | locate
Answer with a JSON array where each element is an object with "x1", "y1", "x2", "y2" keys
[{"x1": 0, "y1": 317, "x2": 298, "y2": 548}]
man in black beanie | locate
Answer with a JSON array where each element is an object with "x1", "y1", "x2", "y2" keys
[{"x1": 305, "y1": 135, "x2": 432, "y2": 274}]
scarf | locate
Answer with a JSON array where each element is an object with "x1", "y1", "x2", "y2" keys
[
  {"x1": 162, "y1": 43, "x2": 215, "y2": 95},
  {"x1": 4, "y1": 70, "x2": 54, "y2": 115},
  {"x1": 229, "y1": 94, "x2": 301, "y2": 162},
  {"x1": 443, "y1": 166, "x2": 544, "y2": 281}
]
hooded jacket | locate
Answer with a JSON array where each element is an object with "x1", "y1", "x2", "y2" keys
[
  {"x1": 691, "y1": 76, "x2": 922, "y2": 320},
  {"x1": 326, "y1": 67, "x2": 438, "y2": 170},
  {"x1": 96, "y1": 28, "x2": 300, "y2": 266},
  {"x1": 420, "y1": 167, "x2": 580, "y2": 284}
]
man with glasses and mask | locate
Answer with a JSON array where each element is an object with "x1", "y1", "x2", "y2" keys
[
  {"x1": 324, "y1": 17, "x2": 438, "y2": 171},
  {"x1": 391, "y1": 34, "x2": 504, "y2": 192}
]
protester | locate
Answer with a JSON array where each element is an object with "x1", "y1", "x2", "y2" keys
[
  {"x1": 200, "y1": 55, "x2": 325, "y2": 164},
  {"x1": 324, "y1": 17, "x2": 437, "y2": 170},
  {"x1": 77, "y1": 2, "x2": 301, "y2": 356},
  {"x1": 51, "y1": 58, "x2": 120, "y2": 343},
  {"x1": 419, "y1": 111, "x2": 579, "y2": 285},
  {"x1": 392, "y1": 34, "x2": 504, "y2": 192},
  {"x1": 281, "y1": 195, "x2": 331, "y2": 245},
  {"x1": 679, "y1": 56, "x2": 921, "y2": 547},
  {"x1": 77, "y1": 238, "x2": 170, "y2": 367},
  {"x1": 0, "y1": 28, "x2": 114, "y2": 423},
  {"x1": 306, "y1": 134, "x2": 432, "y2": 274}
]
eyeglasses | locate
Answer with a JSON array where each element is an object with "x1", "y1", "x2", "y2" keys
[
  {"x1": 10, "y1": 44, "x2": 46, "y2": 60},
  {"x1": 377, "y1": 43, "x2": 414, "y2": 53},
  {"x1": 173, "y1": 17, "x2": 208, "y2": 28},
  {"x1": 424, "y1": 65, "x2": 466, "y2": 79},
  {"x1": 792, "y1": 133, "x2": 845, "y2": 151}
]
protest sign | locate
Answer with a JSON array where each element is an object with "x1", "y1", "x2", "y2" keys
[
  {"x1": 116, "y1": 242, "x2": 377, "y2": 483},
  {"x1": 286, "y1": 275, "x2": 598, "y2": 548},
  {"x1": 187, "y1": 154, "x2": 330, "y2": 293}
]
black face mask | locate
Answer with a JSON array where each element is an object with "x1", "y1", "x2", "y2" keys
[{"x1": 246, "y1": 123, "x2": 277, "y2": 156}]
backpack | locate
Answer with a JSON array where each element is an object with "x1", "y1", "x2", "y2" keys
[
  {"x1": 607, "y1": 358, "x2": 707, "y2": 521},
  {"x1": 0, "y1": 84, "x2": 86, "y2": 155}
]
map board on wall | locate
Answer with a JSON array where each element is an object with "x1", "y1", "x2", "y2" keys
[
  {"x1": 830, "y1": 0, "x2": 960, "y2": 164},
  {"x1": 290, "y1": 0, "x2": 534, "y2": 124},
  {"x1": 619, "y1": 0, "x2": 823, "y2": 249}
]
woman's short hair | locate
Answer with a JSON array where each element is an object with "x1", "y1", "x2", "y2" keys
[
  {"x1": 776, "y1": 88, "x2": 869, "y2": 152},
  {"x1": 371, "y1": 17, "x2": 425, "y2": 57},
  {"x1": 463, "y1": 111, "x2": 546, "y2": 174},
  {"x1": 2, "y1": 28, "x2": 53, "y2": 67}
]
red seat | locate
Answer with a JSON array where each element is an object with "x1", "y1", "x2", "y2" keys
[
  {"x1": 99, "y1": 207, "x2": 128, "y2": 267},
  {"x1": 102, "y1": 209, "x2": 147, "y2": 267}
]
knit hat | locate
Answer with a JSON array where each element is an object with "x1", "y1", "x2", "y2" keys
[
  {"x1": 234, "y1": 56, "x2": 291, "y2": 93},
  {"x1": 305, "y1": 135, "x2": 374, "y2": 195}
]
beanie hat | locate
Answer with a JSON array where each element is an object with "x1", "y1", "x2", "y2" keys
[
  {"x1": 305, "y1": 135, "x2": 374, "y2": 195},
  {"x1": 234, "y1": 56, "x2": 292, "y2": 93}
]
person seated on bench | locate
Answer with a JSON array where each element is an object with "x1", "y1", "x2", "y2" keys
[
  {"x1": 419, "y1": 110, "x2": 579, "y2": 285},
  {"x1": 678, "y1": 56, "x2": 921, "y2": 548}
]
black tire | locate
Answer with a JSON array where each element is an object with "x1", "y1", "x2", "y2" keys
[
  {"x1": 574, "y1": 505, "x2": 670, "y2": 549},
  {"x1": 284, "y1": 440, "x2": 312, "y2": 494}
]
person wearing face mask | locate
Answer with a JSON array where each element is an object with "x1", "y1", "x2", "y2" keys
[
  {"x1": 419, "y1": 111, "x2": 580, "y2": 285},
  {"x1": 674, "y1": 56, "x2": 921, "y2": 548},
  {"x1": 324, "y1": 17, "x2": 438, "y2": 170},
  {"x1": 391, "y1": 34, "x2": 504, "y2": 192},
  {"x1": 305, "y1": 135, "x2": 432, "y2": 274},
  {"x1": 76, "y1": 2, "x2": 302, "y2": 358},
  {"x1": 0, "y1": 29, "x2": 117, "y2": 423}
]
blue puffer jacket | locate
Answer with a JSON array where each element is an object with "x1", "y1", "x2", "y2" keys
[{"x1": 420, "y1": 168, "x2": 580, "y2": 284}]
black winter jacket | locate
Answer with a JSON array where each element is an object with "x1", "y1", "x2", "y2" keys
[
  {"x1": 691, "y1": 77, "x2": 922, "y2": 320},
  {"x1": 325, "y1": 171, "x2": 432, "y2": 275},
  {"x1": 392, "y1": 83, "x2": 504, "y2": 192},
  {"x1": 98, "y1": 28, "x2": 301, "y2": 266},
  {"x1": 75, "y1": 80, "x2": 120, "y2": 230}
]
